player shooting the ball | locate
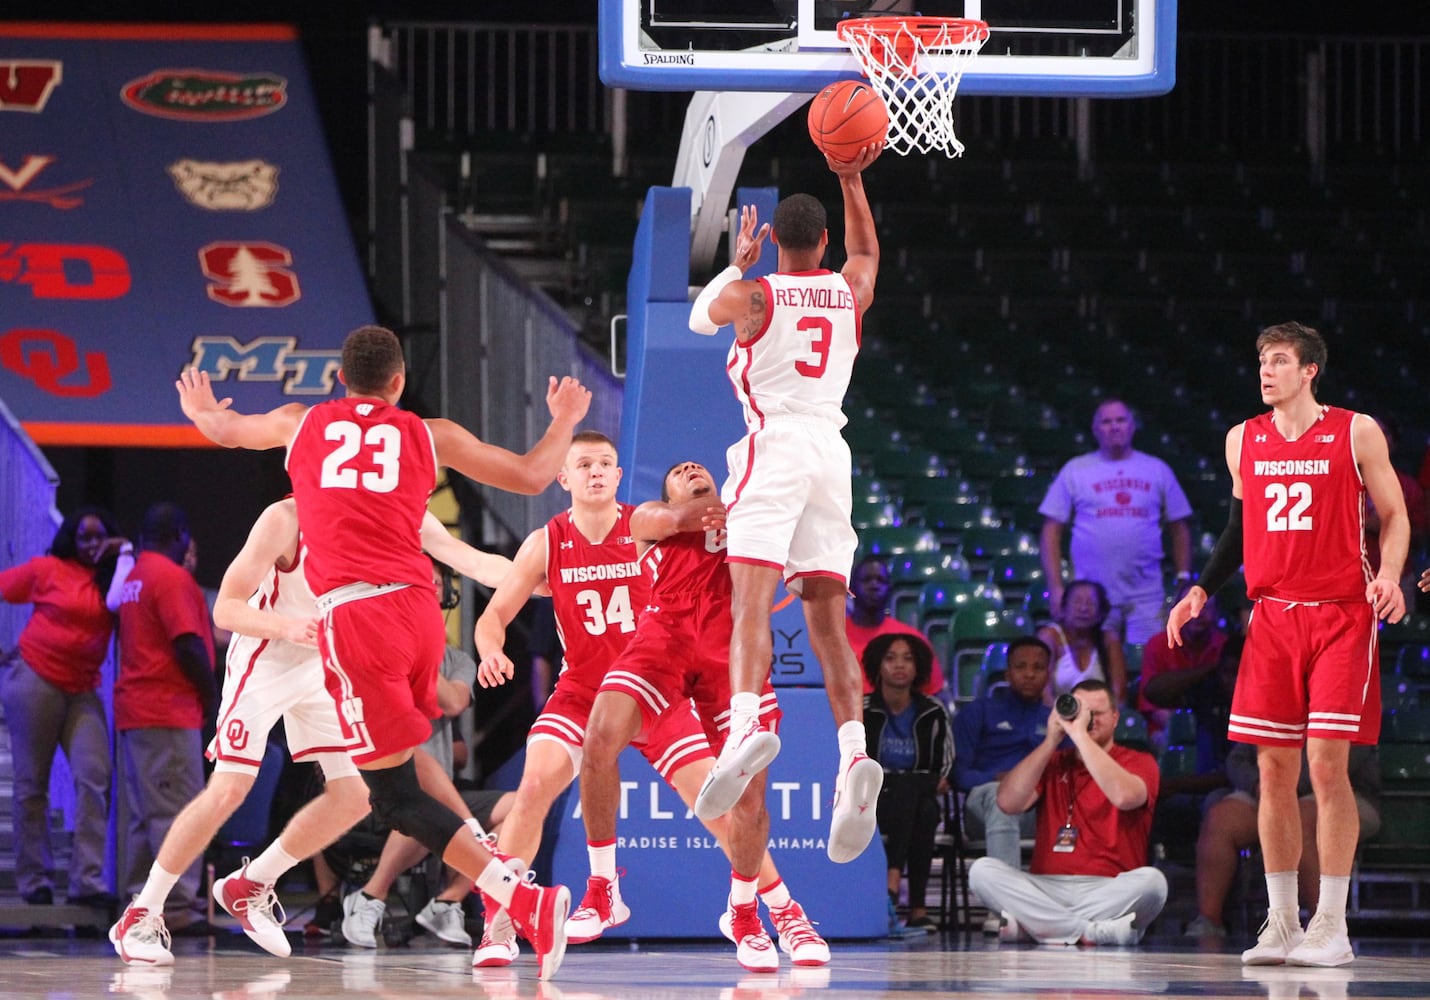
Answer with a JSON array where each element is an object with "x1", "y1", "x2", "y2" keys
[{"x1": 687, "y1": 142, "x2": 884, "y2": 864}]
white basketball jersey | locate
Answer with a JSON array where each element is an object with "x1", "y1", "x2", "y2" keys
[
  {"x1": 725, "y1": 269, "x2": 860, "y2": 431},
  {"x1": 225, "y1": 540, "x2": 319, "y2": 677}
]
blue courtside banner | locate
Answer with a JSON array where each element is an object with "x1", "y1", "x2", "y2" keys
[{"x1": 0, "y1": 23, "x2": 371, "y2": 446}]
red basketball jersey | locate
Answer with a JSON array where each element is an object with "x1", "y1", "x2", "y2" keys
[
  {"x1": 1239, "y1": 406, "x2": 1370, "y2": 603},
  {"x1": 545, "y1": 504, "x2": 648, "y2": 686},
  {"x1": 285, "y1": 397, "x2": 437, "y2": 596},
  {"x1": 642, "y1": 527, "x2": 731, "y2": 603}
]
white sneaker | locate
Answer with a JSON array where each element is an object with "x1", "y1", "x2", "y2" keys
[
  {"x1": 827, "y1": 753, "x2": 883, "y2": 863},
  {"x1": 768, "y1": 900, "x2": 830, "y2": 966},
  {"x1": 1242, "y1": 909, "x2": 1305, "y2": 965},
  {"x1": 564, "y1": 873, "x2": 631, "y2": 944},
  {"x1": 213, "y1": 865, "x2": 291, "y2": 958},
  {"x1": 416, "y1": 898, "x2": 472, "y2": 946},
  {"x1": 341, "y1": 890, "x2": 386, "y2": 948},
  {"x1": 981, "y1": 914, "x2": 1004, "y2": 936},
  {"x1": 109, "y1": 904, "x2": 174, "y2": 966},
  {"x1": 997, "y1": 910, "x2": 1023, "y2": 943},
  {"x1": 1083, "y1": 911, "x2": 1138, "y2": 946},
  {"x1": 473, "y1": 905, "x2": 519, "y2": 967},
  {"x1": 694, "y1": 721, "x2": 780, "y2": 821},
  {"x1": 724, "y1": 899, "x2": 778, "y2": 973},
  {"x1": 1285, "y1": 911, "x2": 1354, "y2": 967}
]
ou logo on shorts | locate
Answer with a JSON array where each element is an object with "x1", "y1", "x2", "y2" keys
[{"x1": 225, "y1": 718, "x2": 250, "y2": 751}]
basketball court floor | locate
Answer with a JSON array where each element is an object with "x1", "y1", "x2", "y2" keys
[{"x1": 4, "y1": 928, "x2": 1427, "y2": 999}]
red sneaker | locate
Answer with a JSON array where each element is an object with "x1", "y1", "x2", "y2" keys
[{"x1": 506, "y1": 880, "x2": 571, "y2": 981}]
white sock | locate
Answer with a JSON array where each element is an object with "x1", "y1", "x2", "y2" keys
[
  {"x1": 1265, "y1": 871, "x2": 1299, "y2": 914},
  {"x1": 1317, "y1": 875, "x2": 1350, "y2": 920},
  {"x1": 730, "y1": 871, "x2": 758, "y2": 906},
  {"x1": 475, "y1": 857, "x2": 522, "y2": 909},
  {"x1": 464, "y1": 816, "x2": 489, "y2": 840},
  {"x1": 837, "y1": 720, "x2": 867, "y2": 762},
  {"x1": 244, "y1": 840, "x2": 301, "y2": 885},
  {"x1": 135, "y1": 863, "x2": 180, "y2": 913},
  {"x1": 759, "y1": 878, "x2": 792, "y2": 911},
  {"x1": 588, "y1": 839, "x2": 617, "y2": 880},
  {"x1": 728, "y1": 692, "x2": 761, "y2": 736}
]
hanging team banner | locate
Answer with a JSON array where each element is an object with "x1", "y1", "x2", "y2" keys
[{"x1": 0, "y1": 23, "x2": 371, "y2": 446}]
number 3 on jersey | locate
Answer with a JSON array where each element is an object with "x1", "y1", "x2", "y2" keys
[
  {"x1": 320, "y1": 420, "x2": 401, "y2": 493},
  {"x1": 1265, "y1": 481, "x2": 1312, "y2": 531},
  {"x1": 793, "y1": 316, "x2": 832, "y2": 378},
  {"x1": 575, "y1": 585, "x2": 635, "y2": 635}
]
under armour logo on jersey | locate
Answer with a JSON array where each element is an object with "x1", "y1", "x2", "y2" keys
[
  {"x1": 355, "y1": 403, "x2": 374, "y2": 416},
  {"x1": 1315, "y1": 434, "x2": 1336, "y2": 443},
  {"x1": 1255, "y1": 434, "x2": 1268, "y2": 442},
  {"x1": 559, "y1": 540, "x2": 574, "y2": 549},
  {"x1": 644, "y1": 605, "x2": 660, "y2": 614}
]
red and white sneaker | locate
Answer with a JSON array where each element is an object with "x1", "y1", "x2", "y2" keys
[
  {"x1": 769, "y1": 900, "x2": 830, "y2": 966},
  {"x1": 694, "y1": 720, "x2": 781, "y2": 821},
  {"x1": 506, "y1": 880, "x2": 571, "y2": 982},
  {"x1": 213, "y1": 862, "x2": 291, "y2": 958},
  {"x1": 827, "y1": 753, "x2": 883, "y2": 863},
  {"x1": 472, "y1": 919, "x2": 520, "y2": 968},
  {"x1": 719, "y1": 899, "x2": 779, "y2": 973},
  {"x1": 109, "y1": 903, "x2": 173, "y2": 966},
  {"x1": 565, "y1": 873, "x2": 631, "y2": 944}
]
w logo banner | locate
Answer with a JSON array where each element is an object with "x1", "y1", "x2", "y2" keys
[{"x1": 0, "y1": 61, "x2": 62, "y2": 112}]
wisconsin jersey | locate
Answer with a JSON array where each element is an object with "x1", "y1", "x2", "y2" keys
[
  {"x1": 726, "y1": 269, "x2": 861, "y2": 431},
  {"x1": 285, "y1": 397, "x2": 437, "y2": 595},
  {"x1": 1239, "y1": 406, "x2": 1369, "y2": 603},
  {"x1": 545, "y1": 503, "x2": 648, "y2": 686},
  {"x1": 642, "y1": 527, "x2": 731, "y2": 603}
]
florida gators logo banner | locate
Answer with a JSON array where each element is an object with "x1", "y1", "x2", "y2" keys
[{"x1": 0, "y1": 23, "x2": 370, "y2": 446}]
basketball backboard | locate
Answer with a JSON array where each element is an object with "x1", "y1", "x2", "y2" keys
[{"x1": 599, "y1": 0, "x2": 1176, "y2": 97}]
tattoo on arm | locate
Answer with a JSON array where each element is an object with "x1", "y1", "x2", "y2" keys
[{"x1": 740, "y1": 289, "x2": 766, "y2": 341}]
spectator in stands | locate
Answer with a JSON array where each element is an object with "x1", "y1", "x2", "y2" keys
[
  {"x1": 952, "y1": 636, "x2": 1049, "y2": 893},
  {"x1": 114, "y1": 502, "x2": 217, "y2": 931},
  {"x1": 1138, "y1": 588, "x2": 1234, "y2": 750},
  {"x1": 862, "y1": 632, "x2": 953, "y2": 932},
  {"x1": 847, "y1": 554, "x2": 946, "y2": 700},
  {"x1": 970, "y1": 679, "x2": 1166, "y2": 946},
  {"x1": 1038, "y1": 398, "x2": 1194, "y2": 645},
  {"x1": 1036, "y1": 579, "x2": 1128, "y2": 705},
  {"x1": 1186, "y1": 744, "x2": 1381, "y2": 938},
  {"x1": 0, "y1": 506, "x2": 125, "y2": 907}
]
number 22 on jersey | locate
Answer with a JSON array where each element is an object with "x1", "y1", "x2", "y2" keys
[{"x1": 1265, "y1": 481, "x2": 1312, "y2": 532}]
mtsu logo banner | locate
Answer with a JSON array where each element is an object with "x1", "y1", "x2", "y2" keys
[{"x1": 0, "y1": 24, "x2": 370, "y2": 446}]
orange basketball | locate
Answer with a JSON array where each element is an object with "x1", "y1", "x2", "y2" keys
[{"x1": 807, "y1": 80, "x2": 888, "y2": 162}]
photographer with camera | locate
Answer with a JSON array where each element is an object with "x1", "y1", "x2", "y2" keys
[{"x1": 968, "y1": 679, "x2": 1167, "y2": 946}]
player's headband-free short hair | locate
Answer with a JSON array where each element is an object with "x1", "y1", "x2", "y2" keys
[
  {"x1": 772, "y1": 193, "x2": 826, "y2": 251},
  {"x1": 341, "y1": 325, "x2": 404, "y2": 395},
  {"x1": 1257, "y1": 321, "x2": 1327, "y2": 394}
]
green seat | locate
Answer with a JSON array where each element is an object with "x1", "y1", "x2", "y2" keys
[
  {"x1": 888, "y1": 553, "x2": 973, "y2": 627},
  {"x1": 1380, "y1": 674, "x2": 1420, "y2": 709},
  {"x1": 1124, "y1": 642, "x2": 1145, "y2": 676},
  {"x1": 989, "y1": 475, "x2": 1050, "y2": 511},
  {"x1": 920, "y1": 500, "x2": 1001, "y2": 536},
  {"x1": 1379, "y1": 743, "x2": 1430, "y2": 783},
  {"x1": 858, "y1": 526, "x2": 940, "y2": 558},
  {"x1": 1384, "y1": 705, "x2": 1430, "y2": 743},
  {"x1": 1114, "y1": 709, "x2": 1152, "y2": 751},
  {"x1": 1159, "y1": 743, "x2": 1199, "y2": 778},
  {"x1": 971, "y1": 642, "x2": 1012, "y2": 700},
  {"x1": 850, "y1": 498, "x2": 900, "y2": 531},
  {"x1": 1166, "y1": 708, "x2": 1198, "y2": 745},
  {"x1": 900, "y1": 476, "x2": 980, "y2": 507},
  {"x1": 959, "y1": 527, "x2": 1038, "y2": 569},
  {"x1": 957, "y1": 449, "x2": 1031, "y2": 483},
  {"x1": 988, "y1": 552, "x2": 1046, "y2": 601},
  {"x1": 937, "y1": 608, "x2": 1033, "y2": 701},
  {"x1": 872, "y1": 448, "x2": 948, "y2": 481},
  {"x1": 918, "y1": 580, "x2": 1006, "y2": 633}
]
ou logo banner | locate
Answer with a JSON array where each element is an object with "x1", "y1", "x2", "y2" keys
[{"x1": 200, "y1": 241, "x2": 300, "y2": 307}]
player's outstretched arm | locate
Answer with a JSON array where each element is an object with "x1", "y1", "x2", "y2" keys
[
  {"x1": 474, "y1": 528, "x2": 547, "y2": 688},
  {"x1": 427, "y1": 375, "x2": 590, "y2": 495},
  {"x1": 1355, "y1": 414, "x2": 1409, "y2": 622},
  {"x1": 829, "y1": 144, "x2": 881, "y2": 315},
  {"x1": 176, "y1": 367, "x2": 305, "y2": 450},
  {"x1": 213, "y1": 499, "x2": 318, "y2": 646},
  {"x1": 630, "y1": 494, "x2": 727, "y2": 550},
  {"x1": 420, "y1": 512, "x2": 513, "y2": 589}
]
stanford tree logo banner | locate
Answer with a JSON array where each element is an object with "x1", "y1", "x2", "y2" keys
[{"x1": 121, "y1": 69, "x2": 287, "y2": 120}]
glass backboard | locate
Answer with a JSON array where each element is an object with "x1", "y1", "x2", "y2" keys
[{"x1": 600, "y1": 0, "x2": 1176, "y2": 97}]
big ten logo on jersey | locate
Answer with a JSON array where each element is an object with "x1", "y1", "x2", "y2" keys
[
  {"x1": 574, "y1": 584, "x2": 636, "y2": 635},
  {"x1": 168, "y1": 159, "x2": 278, "y2": 211},
  {"x1": 0, "y1": 155, "x2": 92, "y2": 210},
  {"x1": 0, "y1": 243, "x2": 129, "y2": 299},
  {"x1": 0, "y1": 61, "x2": 63, "y2": 112},
  {"x1": 199, "y1": 241, "x2": 299, "y2": 307},
  {"x1": 190, "y1": 336, "x2": 340, "y2": 395},
  {"x1": 573, "y1": 777, "x2": 829, "y2": 829},
  {"x1": 0, "y1": 328, "x2": 111, "y2": 399}
]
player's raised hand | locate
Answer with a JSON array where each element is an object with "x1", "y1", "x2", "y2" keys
[
  {"x1": 1418, "y1": 567, "x2": 1430, "y2": 593},
  {"x1": 176, "y1": 367, "x2": 232, "y2": 423},
  {"x1": 733, "y1": 204, "x2": 769, "y2": 272},
  {"x1": 826, "y1": 142, "x2": 883, "y2": 176},
  {"x1": 1165, "y1": 586, "x2": 1207, "y2": 647},
  {"x1": 1367, "y1": 577, "x2": 1406, "y2": 623},
  {"x1": 546, "y1": 375, "x2": 592, "y2": 427},
  {"x1": 477, "y1": 651, "x2": 516, "y2": 688}
]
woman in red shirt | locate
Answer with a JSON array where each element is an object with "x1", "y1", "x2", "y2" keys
[{"x1": 0, "y1": 506, "x2": 125, "y2": 906}]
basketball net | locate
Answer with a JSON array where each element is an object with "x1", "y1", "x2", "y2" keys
[{"x1": 837, "y1": 17, "x2": 990, "y2": 158}]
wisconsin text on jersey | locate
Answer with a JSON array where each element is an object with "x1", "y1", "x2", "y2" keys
[
  {"x1": 558, "y1": 562, "x2": 642, "y2": 584},
  {"x1": 1253, "y1": 460, "x2": 1332, "y2": 476}
]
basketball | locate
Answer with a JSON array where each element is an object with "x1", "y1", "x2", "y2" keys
[{"x1": 807, "y1": 80, "x2": 888, "y2": 162}]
